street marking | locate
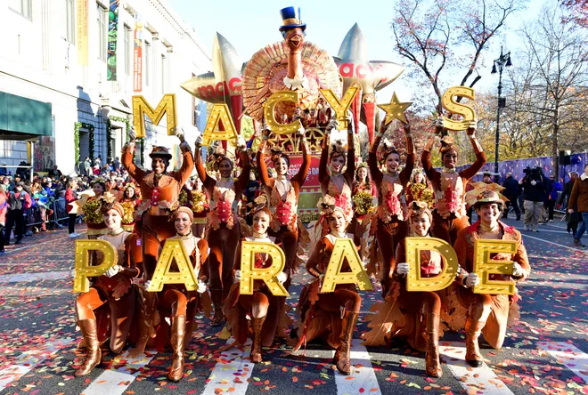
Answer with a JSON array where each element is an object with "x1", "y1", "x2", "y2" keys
[
  {"x1": 521, "y1": 233, "x2": 588, "y2": 254},
  {"x1": 0, "y1": 271, "x2": 70, "y2": 284},
  {"x1": 538, "y1": 341, "x2": 588, "y2": 384},
  {"x1": 0, "y1": 339, "x2": 73, "y2": 390},
  {"x1": 201, "y1": 339, "x2": 254, "y2": 395},
  {"x1": 81, "y1": 350, "x2": 155, "y2": 395},
  {"x1": 335, "y1": 339, "x2": 381, "y2": 395},
  {"x1": 440, "y1": 343, "x2": 514, "y2": 395}
]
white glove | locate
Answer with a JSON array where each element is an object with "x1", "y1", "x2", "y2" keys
[
  {"x1": 176, "y1": 126, "x2": 185, "y2": 142},
  {"x1": 105, "y1": 265, "x2": 124, "y2": 278},
  {"x1": 128, "y1": 126, "x2": 137, "y2": 141},
  {"x1": 296, "y1": 126, "x2": 306, "y2": 136},
  {"x1": 234, "y1": 270, "x2": 242, "y2": 281},
  {"x1": 512, "y1": 262, "x2": 524, "y2": 278},
  {"x1": 531, "y1": 180, "x2": 537, "y2": 186},
  {"x1": 276, "y1": 271, "x2": 287, "y2": 284},
  {"x1": 396, "y1": 263, "x2": 410, "y2": 276},
  {"x1": 236, "y1": 136, "x2": 247, "y2": 149},
  {"x1": 465, "y1": 273, "x2": 480, "y2": 288},
  {"x1": 197, "y1": 280, "x2": 207, "y2": 294},
  {"x1": 195, "y1": 134, "x2": 203, "y2": 147},
  {"x1": 144, "y1": 280, "x2": 152, "y2": 291},
  {"x1": 327, "y1": 119, "x2": 339, "y2": 132},
  {"x1": 70, "y1": 269, "x2": 76, "y2": 278}
]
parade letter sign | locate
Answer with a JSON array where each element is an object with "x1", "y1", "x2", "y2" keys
[
  {"x1": 264, "y1": 91, "x2": 303, "y2": 135},
  {"x1": 239, "y1": 241, "x2": 289, "y2": 297},
  {"x1": 201, "y1": 103, "x2": 239, "y2": 147},
  {"x1": 320, "y1": 238, "x2": 373, "y2": 293},
  {"x1": 441, "y1": 86, "x2": 476, "y2": 131},
  {"x1": 147, "y1": 239, "x2": 199, "y2": 292},
  {"x1": 405, "y1": 237, "x2": 459, "y2": 292},
  {"x1": 473, "y1": 239, "x2": 517, "y2": 295},
  {"x1": 320, "y1": 83, "x2": 361, "y2": 130},
  {"x1": 73, "y1": 240, "x2": 117, "y2": 292},
  {"x1": 132, "y1": 94, "x2": 177, "y2": 138}
]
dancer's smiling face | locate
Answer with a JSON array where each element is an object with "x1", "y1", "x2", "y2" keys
[
  {"x1": 410, "y1": 212, "x2": 431, "y2": 237},
  {"x1": 443, "y1": 149, "x2": 458, "y2": 169},
  {"x1": 385, "y1": 152, "x2": 400, "y2": 173},
  {"x1": 327, "y1": 210, "x2": 347, "y2": 234},
  {"x1": 219, "y1": 160, "x2": 232, "y2": 178},
  {"x1": 330, "y1": 155, "x2": 345, "y2": 173},
  {"x1": 252, "y1": 210, "x2": 270, "y2": 235},
  {"x1": 476, "y1": 203, "x2": 501, "y2": 225},
  {"x1": 174, "y1": 211, "x2": 191, "y2": 236},
  {"x1": 104, "y1": 209, "x2": 122, "y2": 231},
  {"x1": 274, "y1": 157, "x2": 289, "y2": 176}
]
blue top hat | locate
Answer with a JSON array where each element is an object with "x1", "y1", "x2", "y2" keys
[{"x1": 279, "y1": 6, "x2": 306, "y2": 32}]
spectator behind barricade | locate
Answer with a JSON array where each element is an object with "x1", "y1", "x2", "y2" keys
[
  {"x1": 520, "y1": 167, "x2": 546, "y2": 232},
  {"x1": 559, "y1": 171, "x2": 580, "y2": 234},
  {"x1": 113, "y1": 157, "x2": 121, "y2": 172},
  {"x1": 4, "y1": 182, "x2": 32, "y2": 245},
  {"x1": 502, "y1": 172, "x2": 521, "y2": 220},
  {"x1": 545, "y1": 175, "x2": 562, "y2": 222},
  {"x1": 66, "y1": 178, "x2": 81, "y2": 238},
  {"x1": 83, "y1": 157, "x2": 92, "y2": 176},
  {"x1": 568, "y1": 164, "x2": 588, "y2": 248},
  {"x1": 32, "y1": 180, "x2": 51, "y2": 232},
  {"x1": 0, "y1": 185, "x2": 6, "y2": 253}
]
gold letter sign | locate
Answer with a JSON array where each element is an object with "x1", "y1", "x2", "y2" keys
[
  {"x1": 148, "y1": 239, "x2": 199, "y2": 292},
  {"x1": 132, "y1": 94, "x2": 177, "y2": 138},
  {"x1": 405, "y1": 237, "x2": 459, "y2": 292},
  {"x1": 321, "y1": 238, "x2": 373, "y2": 293},
  {"x1": 239, "y1": 241, "x2": 288, "y2": 297},
  {"x1": 263, "y1": 91, "x2": 302, "y2": 135},
  {"x1": 473, "y1": 239, "x2": 516, "y2": 295},
  {"x1": 201, "y1": 103, "x2": 239, "y2": 146},
  {"x1": 74, "y1": 240, "x2": 117, "y2": 292},
  {"x1": 320, "y1": 82, "x2": 361, "y2": 130},
  {"x1": 441, "y1": 86, "x2": 476, "y2": 131}
]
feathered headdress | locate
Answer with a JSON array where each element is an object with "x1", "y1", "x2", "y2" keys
[
  {"x1": 248, "y1": 195, "x2": 272, "y2": 218},
  {"x1": 407, "y1": 200, "x2": 432, "y2": 221},
  {"x1": 439, "y1": 135, "x2": 458, "y2": 154},
  {"x1": 379, "y1": 138, "x2": 399, "y2": 163},
  {"x1": 330, "y1": 139, "x2": 347, "y2": 159},
  {"x1": 91, "y1": 177, "x2": 107, "y2": 186},
  {"x1": 317, "y1": 194, "x2": 350, "y2": 222},
  {"x1": 99, "y1": 192, "x2": 124, "y2": 217},
  {"x1": 270, "y1": 147, "x2": 290, "y2": 167}
]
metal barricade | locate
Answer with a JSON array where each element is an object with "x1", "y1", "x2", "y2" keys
[{"x1": 25, "y1": 198, "x2": 70, "y2": 227}]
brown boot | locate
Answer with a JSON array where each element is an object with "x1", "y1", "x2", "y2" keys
[
  {"x1": 333, "y1": 312, "x2": 359, "y2": 375},
  {"x1": 465, "y1": 318, "x2": 485, "y2": 367},
  {"x1": 168, "y1": 315, "x2": 186, "y2": 382},
  {"x1": 75, "y1": 319, "x2": 102, "y2": 377},
  {"x1": 211, "y1": 289, "x2": 224, "y2": 326},
  {"x1": 425, "y1": 313, "x2": 442, "y2": 378},
  {"x1": 250, "y1": 316, "x2": 266, "y2": 363}
]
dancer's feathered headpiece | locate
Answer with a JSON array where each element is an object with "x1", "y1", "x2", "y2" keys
[{"x1": 439, "y1": 135, "x2": 458, "y2": 154}]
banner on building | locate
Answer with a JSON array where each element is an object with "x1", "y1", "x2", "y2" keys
[
  {"x1": 133, "y1": 15, "x2": 143, "y2": 92},
  {"x1": 106, "y1": 0, "x2": 120, "y2": 81},
  {"x1": 76, "y1": 0, "x2": 89, "y2": 65}
]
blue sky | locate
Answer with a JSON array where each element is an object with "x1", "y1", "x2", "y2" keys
[{"x1": 169, "y1": 0, "x2": 544, "y2": 103}]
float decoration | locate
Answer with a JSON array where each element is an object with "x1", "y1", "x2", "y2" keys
[
  {"x1": 239, "y1": 241, "x2": 289, "y2": 297},
  {"x1": 377, "y1": 92, "x2": 413, "y2": 125},
  {"x1": 74, "y1": 240, "x2": 117, "y2": 293},
  {"x1": 320, "y1": 238, "x2": 373, "y2": 293}
]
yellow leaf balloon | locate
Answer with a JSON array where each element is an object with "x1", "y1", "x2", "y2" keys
[
  {"x1": 147, "y1": 239, "x2": 198, "y2": 292},
  {"x1": 320, "y1": 82, "x2": 361, "y2": 130},
  {"x1": 201, "y1": 103, "x2": 239, "y2": 147},
  {"x1": 320, "y1": 238, "x2": 373, "y2": 293},
  {"x1": 441, "y1": 86, "x2": 476, "y2": 131},
  {"x1": 405, "y1": 237, "x2": 459, "y2": 292},
  {"x1": 239, "y1": 241, "x2": 288, "y2": 297},
  {"x1": 132, "y1": 94, "x2": 177, "y2": 138},
  {"x1": 264, "y1": 91, "x2": 302, "y2": 136},
  {"x1": 73, "y1": 239, "x2": 117, "y2": 293},
  {"x1": 473, "y1": 239, "x2": 516, "y2": 295}
]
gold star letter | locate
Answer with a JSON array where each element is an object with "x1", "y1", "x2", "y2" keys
[{"x1": 378, "y1": 92, "x2": 412, "y2": 125}]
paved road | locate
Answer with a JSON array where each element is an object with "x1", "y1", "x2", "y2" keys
[{"x1": 0, "y1": 218, "x2": 586, "y2": 394}]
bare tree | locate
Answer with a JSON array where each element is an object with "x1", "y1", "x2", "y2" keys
[{"x1": 392, "y1": 0, "x2": 525, "y2": 110}]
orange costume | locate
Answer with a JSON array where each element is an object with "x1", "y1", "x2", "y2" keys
[
  {"x1": 368, "y1": 129, "x2": 415, "y2": 296},
  {"x1": 453, "y1": 220, "x2": 530, "y2": 366},
  {"x1": 74, "y1": 229, "x2": 142, "y2": 376},
  {"x1": 195, "y1": 147, "x2": 251, "y2": 325},
  {"x1": 224, "y1": 235, "x2": 285, "y2": 363},
  {"x1": 422, "y1": 135, "x2": 486, "y2": 244}
]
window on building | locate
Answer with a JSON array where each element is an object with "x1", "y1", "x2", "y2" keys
[
  {"x1": 161, "y1": 54, "x2": 167, "y2": 94},
  {"x1": 145, "y1": 41, "x2": 151, "y2": 86},
  {"x1": 64, "y1": 0, "x2": 75, "y2": 43},
  {"x1": 9, "y1": 0, "x2": 32, "y2": 19},
  {"x1": 124, "y1": 25, "x2": 131, "y2": 75},
  {"x1": 96, "y1": 3, "x2": 107, "y2": 61}
]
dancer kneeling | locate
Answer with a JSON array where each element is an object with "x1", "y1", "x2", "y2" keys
[
  {"x1": 74, "y1": 195, "x2": 141, "y2": 377},
  {"x1": 145, "y1": 207, "x2": 209, "y2": 381},
  {"x1": 453, "y1": 191, "x2": 530, "y2": 367},
  {"x1": 224, "y1": 197, "x2": 287, "y2": 363},
  {"x1": 293, "y1": 195, "x2": 361, "y2": 375}
]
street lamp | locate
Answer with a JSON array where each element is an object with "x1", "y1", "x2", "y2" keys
[{"x1": 491, "y1": 47, "x2": 512, "y2": 181}]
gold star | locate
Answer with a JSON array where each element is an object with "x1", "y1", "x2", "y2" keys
[{"x1": 378, "y1": 92, "x2": 412, "y2": 125}]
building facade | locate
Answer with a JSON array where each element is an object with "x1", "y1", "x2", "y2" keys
[{"x1": 0, "y1": 0, "x2": 211, "y2": 176}]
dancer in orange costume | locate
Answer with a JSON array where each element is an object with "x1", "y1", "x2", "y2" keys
[
  {"x1": 224, "y1": 197, "x2": 287, "y2": 363},
  {"x1": 144, "y1": 207, "x2": 209, "y2": 381},
  {"x1": 421, "y1": 121, "x2": 486, "y2": 244},
  {"x1": 293, "y1": 195, "x2": 362, "y2": 375},
  {"x1": 453, "y1": 191, "x2": 530, "y2": 367},
  {"x1": 194, "y1": 135, "x2": 250, "y2": 325},
  {"x1": 80, "y1": 178, "x2": 108, "y2": 239},
  {"x1": 74, "y1": 196, "x2": 142, "y2": 377},
  {"x1": 119, "y1": 184, "x2": 140, "y2": 232},
  {"x1": 368, "y1": 122, "x2": 415, "y2": 297},
  {"x1": 121, "y1": 131, "x2": 194, "y2": 354}
]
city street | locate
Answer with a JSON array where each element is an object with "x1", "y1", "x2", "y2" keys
[{"x1": 0, "y1": 218, "x2": 586, "y2": 395}]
